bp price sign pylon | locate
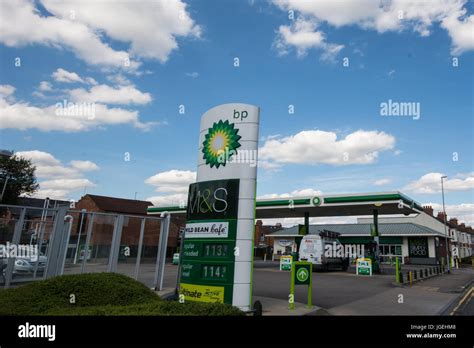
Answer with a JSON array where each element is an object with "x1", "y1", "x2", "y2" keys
[{"x1": 179, "y1": 103, "x2": 260, "y2": 311}]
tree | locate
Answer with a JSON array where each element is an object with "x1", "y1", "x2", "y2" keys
[{"x1": 0, "y1": 153, "x2": 39, "y2": 205}]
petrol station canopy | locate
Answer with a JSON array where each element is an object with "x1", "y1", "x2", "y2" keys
[{"x1": 147, "y1": 191, "x2": 424, "y2": 219}]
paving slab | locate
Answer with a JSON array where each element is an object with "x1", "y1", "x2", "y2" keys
[{"x1": 253, "y1": 296, "x2": 322, "y2": 316}]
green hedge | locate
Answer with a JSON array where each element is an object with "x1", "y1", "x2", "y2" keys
[
  {"x1": 0, "y1": 273, "x2": 159, "y2": 315},
  {"x1": 47, "y1": 301, "x2": 244, "y2": 316},
  {"x1": 0, "y1": 273, "x2": 243, "y2": 316}
]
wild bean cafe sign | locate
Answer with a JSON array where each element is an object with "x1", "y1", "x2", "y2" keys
[{"x1": 179, "y1": 103, "x2": 260, "y2": 311}]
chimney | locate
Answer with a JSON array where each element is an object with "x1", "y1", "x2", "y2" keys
[
  {"x1": 449, "y1": 218, "x2": 458, "y2": 226},
  {"x1": 459, "y1": 223, "x2": 466, "y2": 231},
  {"x1": 423, "y1": 205, "x2": 433, "y2": 216},
  {"x1": 437, "y1": 212, "x2": 447, "y2": 222}
]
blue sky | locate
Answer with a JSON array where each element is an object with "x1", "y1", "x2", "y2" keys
[{"x1": 0, "y1": 0, "x2": 473, "y2": 224}]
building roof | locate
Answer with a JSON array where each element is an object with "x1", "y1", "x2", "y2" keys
[
  {"x1": 267, "y1": 223, "x2": 446, "y2": 238},
  {"x1": 148, "y1": 191, "x2": 423, "y2": 218},
  {"x1": 85, "y1": 194, "x2": 153, "y2": 215},
  {"x1": 18, "y1": 197, "x2": 70, "y2": 208},
  {"x1": 17, "y1": 197, "x2": 70, "y2": 218}
]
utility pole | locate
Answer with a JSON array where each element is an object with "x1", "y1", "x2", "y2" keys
[{"x1": 441, "y1": 175, "x2": 450, "y2": 273}]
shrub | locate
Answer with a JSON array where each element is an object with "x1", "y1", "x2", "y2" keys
[
  {"x1": 0, "y1": 272, "x2": 159, "y2": 315},
  {"x1": 0, "y1": 272, "x2": 244, "y2": 316},
  {"x1": 46, "y1": 301, "x2": 245, "y2": 316}
]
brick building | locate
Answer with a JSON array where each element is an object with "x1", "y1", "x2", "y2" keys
[
  {"x1": 254, "y1": 220, "x2": 283, "y2": 258},
  {"x1": 72, "y1": 194, "x2": 185, "y2": 257}
]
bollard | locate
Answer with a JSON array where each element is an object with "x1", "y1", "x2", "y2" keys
[
  {"x1": 409, "y1": 271, "x2": 413, "y2": 285},
  {"x1": 395, "y1": 257, "x2": 400, "y2": 283}
]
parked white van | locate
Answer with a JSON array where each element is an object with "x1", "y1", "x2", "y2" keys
[{"x1": 298, "y1": 232, "x2": 349, "y2": 271}]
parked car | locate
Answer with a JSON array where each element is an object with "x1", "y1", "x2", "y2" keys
[
  {"x1": 13, "y1": 257, "x2": 47, "y2": 275},
  {"x1": 1, "y1": 254, "x2": 47, "y2": 278}
]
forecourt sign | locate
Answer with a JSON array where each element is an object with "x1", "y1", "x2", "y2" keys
[{"x1": 179, "y1": 103, "x2": 260, "y2": 311}]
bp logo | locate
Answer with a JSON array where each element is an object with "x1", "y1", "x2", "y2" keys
[
  {"x1": 202, "y1": 120, "x2": 241, "y2": 168},
  {"x1": 296, "y1": 267, "x2": 309, "y2": 282}
]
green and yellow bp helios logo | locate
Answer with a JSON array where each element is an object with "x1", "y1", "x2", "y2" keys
[{"x1": 202, "y1": 120, "x2": 241, "y2": 168}]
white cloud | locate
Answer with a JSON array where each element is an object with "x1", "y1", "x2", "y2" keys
[
  {"x1": 69, "y1": 84, "x2": 152, "y2": 105},
  {"x1": 70, "y1": 160, "x2": 99, "y2": 172},
  {"x1": 32, "y1": 189, "x2": 71, "y2": 200},
  {"x1": 16, "y1": 150, "x2": 81, "y2": 178},
  {"x1": 0, "y1": 0, "x2": 136, "y2": 69},
  {"x1": 107, "y1": 74, "x2": 131, "y2": 86},
  {"x1": 145, "y1": 169, "x2": 196, "y2": 194},
  {"x1": 274, "y1": 18, "x2": 344, "y2": 60},
  {"x1": 374, "y1": 178, "x2": 392, "y2": 186},
  {"x1": 185, "y1": 72, "x2": 199, "y2": 78},
  {"x1": 258, "y1": 188, "x2": 323, "y2": 199},
  {"x1": 40, "y1": 178, "x2": 95, "y2": 191},
  {"x1": 259, "y1": 129, "x2": 395, "y2": 166},
  {"x1": 0, "y1": 86, "x2": 158, "y2": 132},
  {"x1": 404, "y1": 172, "x2": 474, "y2": 194},
  {"x1": 0, "y1": 0, "x2": 201, "y2": 69},
  {"x1": 258, "y1": 160, "x2": 282, "y2": 171},
  {"x1": 16, "y1": 150, "x2": 61, "y2": 167},
  {"x1": 52, "y1": 68, "x2": 85, "y2": 83},
  {"x1": 146, "y1": 193, "x2": 188, "y2": 207},
  {"x1": 0, "y1": 84, "x2": 15, "y2": 97},
  {"x1": 38, "y1": 81, "x2": 53, "y2": 92},
  {"x1": 425, "y1": 202, "x2": 474, "y2": 226},
  {"x1": 272, "y1": 0, "x2": 474, "y2": 56},
  {"x1": 145, "y1": 169, "x2": 196, "y2": 207},
  {"x1": 15, "y1": 150, "x2": 98, "y2": 200},
  {"x1": 441, "y1": 9, "x2": 474, "y2": 55},
  {"x1": 51, "y1": 68, "x2": 98, "y2": 86}
]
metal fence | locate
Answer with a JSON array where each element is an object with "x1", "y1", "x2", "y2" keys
[{"x1": 0, "y1": 204, "x2": 170, "y2": 290}]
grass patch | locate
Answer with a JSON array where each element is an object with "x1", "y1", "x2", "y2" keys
[{"x1": 0, "y1": 273, "x2": 243, "y2": 316}]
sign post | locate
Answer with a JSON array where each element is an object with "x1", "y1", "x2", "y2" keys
[
  {"x1": 179, "y1": 103, "x2": 260, "y2": 311},
  {"x1": 280, "y1": 255, "x2": 292, "y2": 271},
  {"x1": 290, "y1": 261, "x2": 312, "y2": 309},
  {"x1": 356, "y1": 257, "x2": 373, "y2": 276}
]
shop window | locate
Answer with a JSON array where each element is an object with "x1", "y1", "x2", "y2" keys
[{"x1": 395, "y1": 246, "x2": 402, "y2": 255}]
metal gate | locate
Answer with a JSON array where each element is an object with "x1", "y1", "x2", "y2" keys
[{"x1": 0, "y1": 203, "x2": 170, "y2": 290}]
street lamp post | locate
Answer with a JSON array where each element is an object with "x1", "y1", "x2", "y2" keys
[
  {"x1": 441, "y1": 175, "x2": 450, "y2": 273},
  {"x1": 0, "y1": 175, "x2": 10, "y2": 202}
]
